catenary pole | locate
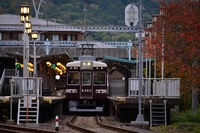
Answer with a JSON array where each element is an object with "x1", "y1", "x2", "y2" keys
[{"x1": 136, "y1": 0, "x2": 144, "y2": 121}]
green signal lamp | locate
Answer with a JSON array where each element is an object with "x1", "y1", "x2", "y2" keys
[
  {"x1": 15, "y1": 62, "x2": 23, "y2": 69},
  {"x1": 16, "y1": 64, "x2": 21, "y2": 69},
  {"x1": 51, "y1": 64, "x2": 56, "y2": 69}
]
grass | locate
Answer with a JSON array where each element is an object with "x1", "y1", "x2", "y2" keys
[{"x1": 150, "y1": 109, "x2": 200, "y2": 133}]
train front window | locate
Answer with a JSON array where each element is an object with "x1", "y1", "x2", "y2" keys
[
  {"x1": 82, "y1": 72, "x2": 91, "y2": 85},
  {"x1": 68, "y1": 72, "x2": 79, "y2": 85},
  {"x1": 94, "y1": 72, "x2": 106, "y2": 85}
]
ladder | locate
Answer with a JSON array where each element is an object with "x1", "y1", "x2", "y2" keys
[
  {"x1": 17, "y1": 96, "x2": 39, "y2": 125},
  {"x1": 149, "y1": 100, "x2": 167, "y2": 127}
]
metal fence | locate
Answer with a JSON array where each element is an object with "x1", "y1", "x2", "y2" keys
[
  {"x1": 128, "y1": 78, "x2": 180, "y2": 98},
  {"x1": 10, "y1": 77, "x2": 42, "y2": 96}
]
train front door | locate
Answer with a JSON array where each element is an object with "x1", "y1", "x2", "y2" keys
[{"x1": 80, "y1": 71, "x2": 93, "y2": 99}]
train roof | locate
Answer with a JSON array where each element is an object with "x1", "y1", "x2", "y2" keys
[
  {"x1": 78, "y1": 55, "x2": 96, "y2": 61},
  {"x1": 66, "y1": 60, "x2": 107, "y2": 67}
]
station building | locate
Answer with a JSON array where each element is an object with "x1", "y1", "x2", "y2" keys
[
  {"x1": 0, "y1": 14, "x2": 129, "y2": 95},
  {"x1": 0, "y1": 14, "x2": 181, "y2": 127}
]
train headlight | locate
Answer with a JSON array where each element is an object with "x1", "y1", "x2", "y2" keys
[
  {"x1": 81, "y1": 62, "x2": 92, "y2": 67},
  {"x1": 87, "y1": 62, "x2": 91, "y2": 66}
]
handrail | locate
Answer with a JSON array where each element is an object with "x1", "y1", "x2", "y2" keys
[
  {"x1": 10, "y1": 77, "x2": 42, "y2": 97},
  {"x1": 0, "y1": 69, "x2": 6, "y2": 95},
  {"x1": 0, "y1": 25, "x2": 138, "y2": 32},
  {"x1": 128, "y1": 78, "x2": 180, "y2": 98},
  {"x1": 0, "y1": 40, "x2": 133, "y2": 47}
]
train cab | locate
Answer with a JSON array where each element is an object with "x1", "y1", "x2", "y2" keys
[{"x1": 65, "y1": 55, "x2": 108, "y2": 112}]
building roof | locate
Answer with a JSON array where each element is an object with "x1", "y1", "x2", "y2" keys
[
  {"x1": 5, "y1": 51, "x2": 73, "y2": 65},
  {"x1": 103, "y1": 56, "x2": 155, "y2": 76},
  {"x1": 0, "y1": 14, "x2": 64, "y2": 26},
  {"x1": 103, "y1": 56, "x2": 155, "y2": 65}
]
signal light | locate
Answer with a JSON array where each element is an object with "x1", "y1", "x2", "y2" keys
[
  {"x1": 15, "y1": 63, "x2": 21, "y2": 69},
  {"x1": 57, "y1": 62, "x2": 66, "y2": 73},
  {"x1": 15, "y1": 62, "x2": 23, "y2": 69},
  {"x1": 46, "y1": 61, "x2": 52, "y2": 67},
  {"x1": 51, "y1": 64, "x2": 56, "y2": 69},
  {"x1": 46, "y1": 61, "x2": 65, "y2": 74},
  {"x1": 29, "y1": 62, "x2": 33, "y2": 68},
  {"x1": 15, "y1": 62, "x2": 35, "y2": 72},
  {"x1": 29, "y1": 67, "x2": 34, "y2": 72}
]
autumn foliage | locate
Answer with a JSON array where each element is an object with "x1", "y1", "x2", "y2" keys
[{"x1": 144, "y1": 0, "x2": 200, "y2": 110}]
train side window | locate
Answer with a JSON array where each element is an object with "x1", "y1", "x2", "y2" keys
[
  {"x1": 68, "y1": 72, "x2": 79, "y2": 85},
  {"x1": 94, "y1": 72, "x2": 106, "y2": 85},
  {"x1": 82, "y1": 72, "x2": 91, "y2": 85}
]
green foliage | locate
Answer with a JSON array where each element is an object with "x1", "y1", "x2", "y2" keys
[
  {"x1": 0, "y1": 0, "x2": 159, "y2": 25},
  {"x1": 171, "y1": 109, "x2": 200, "y2": 124},
  {"x1": 151, "y1": 109, "x2": 200, "y2": 133},
  {"x1": 0, "y1": 0, "x2": 159, "y2": 42},
  {"x1": 91, "y1": 32, "x2": 135, "y2": 42}
]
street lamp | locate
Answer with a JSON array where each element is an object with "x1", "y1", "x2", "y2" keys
[
  {"x1": 25, "y1": 21, "x2": 32, "y2": 76},
  {"x1": 31, "y1": 32, "x2": 39, "y2": 77},
  {"x1": 20, "y1": 5, "x2": 32, "y2": 124},
  {"x1": 20, "y1": 5, "x2": 30, "y2": 77},
  {"x1": 25, "y1": 21, "x2": 32, "y2": 34}
]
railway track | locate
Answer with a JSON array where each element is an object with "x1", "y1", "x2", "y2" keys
[
  {"x1": 96, "y1": 115, "x2": 141, "y2": 133},
  {"x1": 67, "y1": 115, "x2": 140, "y2": 133},
  {"x1": 0, "y1": 123, "x2": 60, "y2": 133},
  {"x1": 0, "y1": 115, "x2": 152, "y2": 133}
]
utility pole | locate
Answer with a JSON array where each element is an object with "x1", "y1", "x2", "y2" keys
[
  {"x1": 124, "y1": 0, "x2": 149, "y2": 129},
  {"x1": 135, "y1": 0, "x2": 144, "y2": 122},
  {"x1": 32, "y1": 0, "x2": 46, "y2": 18}
]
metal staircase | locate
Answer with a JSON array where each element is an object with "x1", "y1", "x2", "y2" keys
[
  {"x1": 9, "y1": 77, "x2": 43, "y2": 125},
  {"x1": 17, "y1": 96, "x2": 39, "y2": 124},
  {"x1": 149, "y1": 100, "x2": 167, "y2": 127}
]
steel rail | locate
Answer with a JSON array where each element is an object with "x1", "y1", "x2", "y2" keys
[
  {"x1": 67, "y1": 114, "x2": 96, "y2": 133},
  {"x1": 96, "y1": 115, "x2": 140, "y2": 133},
  {"x1": 67, "y1": 115, "x2": 96, "y2": 133},
  {"x1": 0, "y1": 123, "x2": 62, "y2": 133}
]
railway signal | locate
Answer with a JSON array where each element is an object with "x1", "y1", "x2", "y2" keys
[
  {"x1": 125, "y1": 3, "x2": 138, "y2": 27},
  {"x1": 15, "y1": 62, "x2": 23, "y2": 69},
  {"x1": 51, "y1": 63, "x2": 56, "y2": 69}
]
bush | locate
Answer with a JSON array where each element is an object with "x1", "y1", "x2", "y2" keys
[{"x1": 171, "y1": 108, "x2": 200, "y2": 124}]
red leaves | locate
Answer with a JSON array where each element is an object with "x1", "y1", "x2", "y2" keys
[
  {"x1": 183, "y1": 11, "x2": 187, "y2": 16},
  {"x1": 149, "y1": 1, "x2": 200, "y2": 101},
  {"x1": 180, "y1": 33, "x2": 184, "y2": 37}
]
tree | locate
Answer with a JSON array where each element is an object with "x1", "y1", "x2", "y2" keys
[{"x1": 146, "y1": 0, "x2": 200, "y2": 112}]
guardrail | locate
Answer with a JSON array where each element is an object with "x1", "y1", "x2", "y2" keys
[
  {"x1": 10, "y1": 77, "x2": 42, "y2": 96},
  {"x1": 0, "y1": 40, "x2": 133, "y2": 47},
  {"x1": 128, "y1": 78, "x2": 180, "y2": 98},
  {"x1": 0, "y1": 25, "x2": 139, "y2": 32}
]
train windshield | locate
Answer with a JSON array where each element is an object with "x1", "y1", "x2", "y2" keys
[
  {"x1": 67, "y1": 72, "x2": 80, "y2": 85},
  {"x1": 82, "y1": 72, "x2": 91, "y2": 85},
  {"x1": 94, "y1": 72, "x2": 106, "y2": 85}
]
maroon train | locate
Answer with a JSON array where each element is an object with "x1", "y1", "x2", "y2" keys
[{"x1": 65, "y1": 55, "x2": 108, "y2": 112}]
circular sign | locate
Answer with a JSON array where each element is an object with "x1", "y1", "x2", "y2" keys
[{"x1": 55, "y1": 75, "x2": 60, "y2": 80}]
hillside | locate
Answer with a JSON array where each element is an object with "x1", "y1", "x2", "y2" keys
[
  {"x1": 0, "y1": 0, "x2": 160, "y2": 25},
  {"x1": 0, "y1": 0, "x2": 161, "y2": 41}
]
